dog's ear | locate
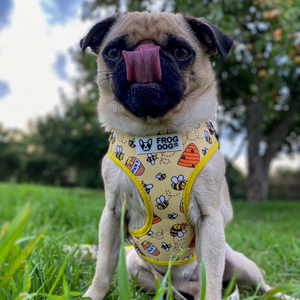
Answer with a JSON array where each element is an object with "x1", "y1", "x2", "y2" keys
[
  {"x1": 148, "y1": 139, "x2": 153, "y2": 147},
  {"x1": 139, "y1": 139, "x2": 144, "y2": 149},
  {"x1": 184, "y1": 16, "x2": 233, "y2": 58},
  {"x1": 80, "y1": 14, "x2": 120, "y2": 54}
]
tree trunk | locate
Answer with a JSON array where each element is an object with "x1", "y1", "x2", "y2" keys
[
  {"x1": 246, "y1": 90, "x2": 269, "y2": 202},
  {"x1": 247, "y1": 156, "x2": 270, "y2": 202},
  {"x1": 246, "y1": 82, "x2": 298, "y2": 203}
]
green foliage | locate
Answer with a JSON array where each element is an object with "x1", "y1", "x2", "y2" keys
[
  {"x1": 269, "y1": 169, "x2": 300, "y2": 200},
  {"x1": 167, "y1": 0, "x2": 300, "y2": 137},
  {"x1": 151, "y1": 248, "x2": 189, "y2": 300},
  {"x1": 118, "y1": 201, "x2": 132, "y2": 300},
  {"x1": 0, "y1": 183, "x2": 104, "y2": 300},
  {"x1": 226, "y1": 162, "x2": 247, "y2": 200},
  {"x1": 226, "y1": 201, "x2": 300, "y2": 287},
  {"x1": 0, "y1": 183, "x2": 300, "y2": 299},
  {"x1": 0, "y1": 82, "x2": 109, "y2": 188},
  {"x1": 210, "y1": 0, "x2": 300, "y2": 150},
  {"x1": 200, "y1": 261, "x2": 206, "y2": 300},
  {"x1": 1, "y1": 47, "x2": 109, "y2": 189},
  {"x1": 0, "y1": 125, "x2": 26, "y2": 182},
  {"x1": 33, "y1": 94, "x2": 109, "y2": 188},
  {"x1": 222, "y1": 274, "x2": 237, "y2": 300},
  {"x1": 0, "y1": 183, "x2": 104, "y2": 242}
]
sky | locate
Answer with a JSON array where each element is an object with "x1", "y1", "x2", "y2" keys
[
  {"x1": 0, "y1": 0, "x2": 93, "y2": 129},
  {"x1": 0, "y1": 0, "x2": 299, "y2": 174}
]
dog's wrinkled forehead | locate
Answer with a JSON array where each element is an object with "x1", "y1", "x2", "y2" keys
[
  {"x1": 80, "y1": 12, "x2": 233, "y2": 59},
  {"x1": 103, "y1": 12, "x2": 192, "y2": 49}
]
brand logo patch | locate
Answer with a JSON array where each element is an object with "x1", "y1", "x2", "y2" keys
[
  {"x1": 136, "y1": 133, "x2": 182, "y2": 154},
  {"x1": 139, "y1": 138, "x2": 153, "y2": 151}
]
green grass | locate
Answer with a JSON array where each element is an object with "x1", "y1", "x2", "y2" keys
[
  {"x1": 0, "y1": 182, "x2": 299, "y2": 299},
  {"x1": 0, "y1": 183, "x2": 104, "y2": 244},
  {"x1": 226, "y1": 202, "x2": 300, "y2": 285}
]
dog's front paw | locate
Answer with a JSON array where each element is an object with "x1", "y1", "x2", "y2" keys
[{"x1": 82, "y1": 288, "x2": 105, "y2": 300}]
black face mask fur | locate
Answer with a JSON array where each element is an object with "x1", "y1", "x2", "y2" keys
[{"x1": 102, "y1": 35, "x2": 195, "y2": 119}]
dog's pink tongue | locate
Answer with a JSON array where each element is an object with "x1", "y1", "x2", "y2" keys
[{"x1": 122, "y1": 44, "x2": 162, "y2": 83}]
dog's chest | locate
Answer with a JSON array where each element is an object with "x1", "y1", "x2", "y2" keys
[
  {"x1": 103, "y1": 157, "x2": 148, "y2": 230},
  {"x1": 117, "y1": 168, "x2": 149, "y2": 231}
]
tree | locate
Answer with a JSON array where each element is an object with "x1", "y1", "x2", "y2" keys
[
  {"x1": 32, "y1": 81, "x2": 109, "y2": 188},
  {"x1": 0, "y1": 125, "x2": 25, "y2": 181},
  {"x1": 81, "y1": 0, "x2": 300, "y2": 202},
  {"x1": 200, "y1": 0, "x2": 300, "y2": 202}
]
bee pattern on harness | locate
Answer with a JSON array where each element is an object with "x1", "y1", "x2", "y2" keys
[
  {"x1": 159, "y1": 151, "x2": 175, "y2": 165},
  {"x1": 156, "y1": 172, "x2": 166, "y2": 181},
  {"x1": 147, "y1": 153, "x2": 158, "y2": 165},
  {"x1": 183, "y1": 129, "x2": 200, "y2": 144},
  {"x1": 147, "y1": 229, "x2": 164, "y2": 240},
  {"x1": 147, "y1": 230, "x2": 154, "y2": 236},
  {"x1": 142, "y1": 181, "x2": 153, "y2": 194},
  {"x1": 173, "y1": 238, "x2": 188, "y2": 251},
  {"x1": 134, "y1": 247, "x2": 144, "y2": 258},
  {"x1": 168, "y1": 213, "x2": 178, "y2": 219},
  {"x1": 183, "y1": 254, "x2": 194, "y2": 260},
  {"x1": 109, "y1": 130, "x2": 116, "y2": 144},
  {"x1": 115, "y1": 145, "x2": 124, "y2": 160},
  {"x1": 171, "y1": 175, "x2": 186, "y2": 191},
  {"x1": 161, "y1": 242, "x2": 172, "y2": 252},
  {"x1": 155, "y1": 195, "x2": 169, "y2": 210},
  {"x1": 206, "y1": 123, "x2": 215, "y2": 135},
  {"x1": 204, "y1": 130, "x2": 213, "y2": 144},
  {"x1": 128, "y1": 138, "x2": 136, "y2": 148},
  {"x1": 171, "y1": 255, "x2": 179, "y2": 262},
  {"x1": 155, "y1": 229, "x2": 164, "y2": 240},
  {"x1": 202, "y1": 147, "x2": 209, "y2": 155},
  {"x1": 170, "y1": 223, "x2": 188, "y2": 238}
]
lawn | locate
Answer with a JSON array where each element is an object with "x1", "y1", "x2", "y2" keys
[{"x1": 0, "y1": 182, "x2": 299, "y2": 299}]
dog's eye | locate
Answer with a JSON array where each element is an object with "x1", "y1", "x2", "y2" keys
[
  {"x1": 174, "y1": 47, "x2": 189, "y2": 60},
  {"x1": 107, "y1": 48, "x2": 121, "y2": 59}
]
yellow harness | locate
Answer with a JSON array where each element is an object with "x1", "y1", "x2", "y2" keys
[{"x1": 108, "y1": 123, "x2": 218, "y2": 265}]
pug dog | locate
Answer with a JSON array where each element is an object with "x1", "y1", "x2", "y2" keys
[{"x1": 80, "y1": 12, "x2": 285, "y2": 300}]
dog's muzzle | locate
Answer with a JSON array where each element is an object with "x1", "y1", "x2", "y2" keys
[{"x1": 122, "y1": 44, "x2": 162, "y2": 83}]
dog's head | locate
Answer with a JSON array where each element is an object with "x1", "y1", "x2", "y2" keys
[{"x1": 80, "y1": 12, "x2": 232, "y2": 134}]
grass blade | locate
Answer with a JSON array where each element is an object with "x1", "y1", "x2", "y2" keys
[
  {"x1": 118, "y1": 197, "x2": 132, "y2": 300},
  {"x1": 222, "y1": 271, "x2": 237, "y2": 300},
  {"x1": 153, "y1": 248, "x2": 188, "y2": 300},
  {"x1": 0, "y1": 287, "x2": 10, "y2": 300},
  {"x1": 1, "y1": 231, "x2": 45, "y2": 286},
  {"x1": 154, "y1": 272, "x2": 161, "y2": 292},
  {"x1": 130, "y1": 271, "x2": 140, "y2": 293},
  {"x1": 22, "y1": 260, "x2": 31, "y2": 293},
  {"x1": 152, "y1": 289, "x2": 166, "y2": 300},
  {"x1": 62, "y1": 276, "x2": 71, "y2": 300},
  {"x1": 167, "y1": 268, "x2": 173, "y2": 300},
  {"x1": 291, "y1": 286, "x2": 300, "y2": 298},
  {"x1": 0, "y1": 205, "x2": 31, "y2": 265},
  {"x1": 263, "y1": 283, "x2": 300, "y2": 299},
  {"x1": 200, "y1": 261, "x2": 206, "y2": 300},
  {"x1": 48, "y1": 249, "x2": 76, "y2": 295}
]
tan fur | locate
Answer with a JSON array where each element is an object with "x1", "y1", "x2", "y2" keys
[
  {"x1": 83, "y1": 12, "x2": 292, "y2": 300},
  {"x1": 97, "y1": 13, "x2": 216, "y2": 136}
]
